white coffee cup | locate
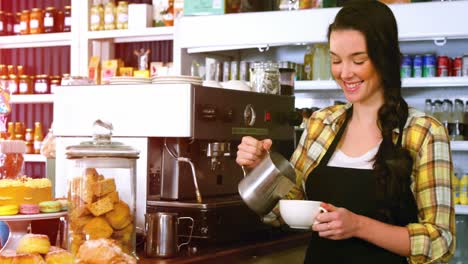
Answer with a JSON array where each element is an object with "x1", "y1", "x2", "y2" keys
[{"x1": 279, "y1": 200, "x2": 327, "y2": 229}]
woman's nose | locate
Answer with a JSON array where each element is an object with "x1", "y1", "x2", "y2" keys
[{"x1": 340, "y1": 63, "x2": 353, "y2": 79}]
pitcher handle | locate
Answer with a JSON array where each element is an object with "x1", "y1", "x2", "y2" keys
[{"x1": 177, "y1": 216, "x2": 194, "y2": 251}]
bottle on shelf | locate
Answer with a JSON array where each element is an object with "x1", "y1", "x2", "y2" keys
[
  {"x1": 33, "y1": 122, "x2": 43, "y2": 155},
  {"x1": 312, "y1": 44, "x2": 331, "y2": 80},
  {"x1": 29, "y1": 8, "x2": 44, "y2": 34},
  {"x1": 44, "y1": 6, "x2": 57, "y2": 33},
  {"x1": 440, "y1": 99, "x2": 452, "y2": 131},
  {"x1": 90, "y1": 0, "x2": 105, "y2": 31},
  {"x1": 453, "y1": 172, "x2": 460, "y2": 205},
  {"x1": 460, "y1": 173, "x2": 468, "y2": 205},
  {"x1": 464, "y1": 101, "x2": 468, "y2": 141},
  {"x1": 116, "y1": 1, "x2": 129, "y2": 30},
  {"x1": 303, "y1": 45, "x2": 314, "y2": 80},
  {"x1": 25, "y1": 128, "x2": 34, "y2": 154},
  {"x1": 63, "y1": 6, "x2": 72, "y2": 32},
  {"x1": 104, "y1": 0, "x2": 116, "y2": 30},
  {"x1": 7, "y1": 122, "x2": 15, "y2": 140},
  {"x1": 453, "y1": 99, "x2": 464, "y2": 141},
  {"x1": 424, "y1": 99, "x2": 433, "y2": 116},
  {"x1": 20, "y1": 10, "x2": 30, "y2": 35}
]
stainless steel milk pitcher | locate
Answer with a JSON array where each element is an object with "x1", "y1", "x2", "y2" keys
[
  {"x1": 145, "y1": 212, "x2": 194, "y2": 258},
  {"x1": 238, "y1": 152, "x2": 296, "y2": 216}
]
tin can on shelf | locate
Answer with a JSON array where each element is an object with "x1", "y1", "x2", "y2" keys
[
  {"x1": 412, "y1": 55, "x2": 422, "y2": 78},
  {"x1": 463, "y1": 54, "x2": 468, "y2": 77},
  {"x1": 422, "y1": 54, "x2": 436, "y2": 77},
  {"x1": 401, "y1": 54, "x2": 412, "y2": 78},
  {"x1": 453, "y1": 57, "x2": 462, "y2": 77},
  {"x1": 437, "y1": 56, "x2": 449, "y2": 77}
]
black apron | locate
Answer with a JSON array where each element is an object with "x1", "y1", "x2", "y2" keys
[{"x1": 304, "y1": 111, "x2": 417, "y2": 264}]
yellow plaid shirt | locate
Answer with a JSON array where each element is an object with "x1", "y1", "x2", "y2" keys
[{"x1": 287, "y1": 103, "x2": 455, "y2": 264}]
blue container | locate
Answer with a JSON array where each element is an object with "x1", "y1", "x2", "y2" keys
[
  {"x1": 423, "y1": 54, "x2": 436, "y2": 77},
  {"x1": 0, "y1": 221, "x2": 9, "y2": 247},
  {"x1": 401, "y1": 54, "x2": 412, "y2": 78},
  {"x1": 412, "y1": 55, "x2": 423, "y2": 78}
]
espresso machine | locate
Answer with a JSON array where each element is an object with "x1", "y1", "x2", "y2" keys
[
  {"x1": 146, "y1": 85, "x2": 298, "y2": 245},
  {"x1": 53, "y1": 83, "x2": 298, "y2": 245}
]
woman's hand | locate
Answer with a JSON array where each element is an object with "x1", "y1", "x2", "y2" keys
[
  {"x1": 312, "y1": 203, "x2": 362, "y2": 240},
  {"x1": 236, "y1": 136, "x2": 272, "y2": 169}
]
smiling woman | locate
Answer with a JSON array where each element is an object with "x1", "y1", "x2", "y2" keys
[{"x1": 236, "y1": 1, "x2": 455, "y2": 263}]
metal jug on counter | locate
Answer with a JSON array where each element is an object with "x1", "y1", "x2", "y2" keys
[
  {"x1": 145, "y1": 212, "x2": 194, "y2": 258},
  {"x1": 238, "y1": 152, "x2": 296, "y2": 216}
]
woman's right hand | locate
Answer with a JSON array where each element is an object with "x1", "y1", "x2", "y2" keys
[{"x1": 236, "y1": 136, "x2": 272, "y2": 169}]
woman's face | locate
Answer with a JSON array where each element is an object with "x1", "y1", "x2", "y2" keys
[{"x1": 329, "y1": 29, "x2": 384, "y2": 107}]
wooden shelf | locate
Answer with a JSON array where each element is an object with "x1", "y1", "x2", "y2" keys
[
  {"x1": 0, "y1": 33, "x2": 72, "y2": 49},
  {"x1": 295, "y1": 77, "x2": 468, "y2": 91},
  {"x1": 87, "y1": 27, "x2": 174, "y2": 43},
  {"x1": 10, "y1": 94, "x2": 54, "y2": 104},
  {"x1": 24, "y1": 154, "x2": 47, "y2": 163}
]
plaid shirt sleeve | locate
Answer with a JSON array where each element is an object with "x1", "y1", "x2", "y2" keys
[{"x1": 406, "y1": 117, "x2": 455, "y2": 264}]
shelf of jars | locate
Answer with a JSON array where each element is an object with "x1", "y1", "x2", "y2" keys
[
  {"x1": 10, "y1": 94, "x2": 54, "y2": 104},
  {"x1": 294, "y1": 77, "x2": 468, "y2": 91},
  {"x1": 0, "y1": 33, "x2": 72, "y2": 49},
  {"x1": 86, "y1": 26, "x2": 174, "y2": 43},
  {"x1": 24, "y1": 154, "x2": 47, "y2": 163},
  {"x1": 176, "y1": 1, "x2": 468, "y2": 54},
  {"x1": 456, "y1": 205, "x2": 468, "y2": 215}
]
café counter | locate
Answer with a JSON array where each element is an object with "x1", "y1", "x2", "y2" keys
[{"x1": 138, "y1": 231, "x2": 311, "y2": 264}]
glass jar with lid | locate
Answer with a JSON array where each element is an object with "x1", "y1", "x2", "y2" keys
[
  {"x1": 30, "y1": 8, "x2": 44, "y2": 34},
  {"x1": 13, "y1": 12, "x2": 21, "y2": 35},
  {"x1": 50, "y1": 75, "x2": 61, "y2": 94},
  {"x1": 0, "y1": 75, "x2": 7, "y2": 90},
  {"x1": 7, "y1": 74, "x2": 18, "y2": 94},
  {"x1": 44, "y1": 7, "x2": 56, "y2": 33},
  {"x1": 20, "y1": 10, "x2": 30, "y2": 35},
  {"x1": 104, "y1": 1, "x2": 116, "y2": 30},
  {"x1": 18, "y1": 75, "x2": 31, "y2": 94},
  {"x1": 6, "y1": 12, "x2": 14, "y2": 35},
  {"x1": 116, "y1": 1, "x2": 128, "y2": 30},
  {"x1": 34, "y1": 74, "x2": 50, "y2": 94},
  {"x1": 90, "y1": 1, "x2": 104, "y2": 31},
  {"x1": 250, "y1": 62, "x2": 280, "y2": 94},
  {"x1": 66, "y1": 120, "x2": 139, "y2": 257},
  {"x1": 63, "y1": 6, "x2": 71, "y2": 32}
]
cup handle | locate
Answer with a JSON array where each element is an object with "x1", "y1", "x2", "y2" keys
[
  {"x1": 313, "y1": 207, "x2": 328, "y2": 225},
  {"x1": 177, "y1": 216, "x2": 194, "y2": 251}
]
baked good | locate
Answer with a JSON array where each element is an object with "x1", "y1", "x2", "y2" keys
[
  {"x1": 91, "y1": 178, "x2": 116, "y2": 197},
  {"x1": 0, "y1": 252, "x2": 45, "y2": 264},
  {"x1": 0, "y1": 204, "x2": 19, "y2": 216},
  {"x1": 0, "y1": 177, "x2": 52, "y2": 207},
  {"x1": 88, "y1": 196, "x2": 114, "y2": 217},
  {"x1": 16, "y1": 234, "x2": 51, "y2": 254},
  {"x1": 54, "y1": 199, "x2": 68, "y2": 211},
  {"x1": 44, "y1": 250, "x2": 74, "y2": 264},
  {"x1": 19, "y1": 204, "x2": 40, "y2": 214},
  {"x1": 38, "y1": 201, "x2": 61, "y2": 213},
  {"x1": 0, "y1": 140, "x2": 26, "y2": 179},
  {"x1": 105, "y1": 201, "x2": 131, "y2": 230},
  {"x1": 75, "y1": 239, "x2": 136, "y2": 264},
  {"x1": 82, "y1": 217, "x2": 113, "y2": 240},
  {"x1": 102, "y1": 191, "x2": 119, "y2": 204}
]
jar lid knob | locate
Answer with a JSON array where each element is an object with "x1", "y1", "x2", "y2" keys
[{"x1": 92, "y1": 119, "x2": 113, "y2": 144}]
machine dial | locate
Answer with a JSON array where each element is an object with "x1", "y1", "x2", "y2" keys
[{"x1": 243, "y1": 104, "x2": 256, "y2": 127}]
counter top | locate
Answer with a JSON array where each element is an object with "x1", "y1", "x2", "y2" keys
[{"x1": 138, "y1": 231, "x2": 311, "y2": 264}]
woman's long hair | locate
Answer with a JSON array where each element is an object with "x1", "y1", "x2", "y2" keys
[{"x1": 328, "y1": 0, "x2": 414, "y2": 223}]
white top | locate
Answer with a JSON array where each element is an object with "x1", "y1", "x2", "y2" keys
[{"x1": 327, "y1": 144, "x2": 380, "y2": 170}]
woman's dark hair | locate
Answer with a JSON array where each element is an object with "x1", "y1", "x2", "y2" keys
[{"x1": 327, "y1": 0, "x2": 415, "y2": 223}]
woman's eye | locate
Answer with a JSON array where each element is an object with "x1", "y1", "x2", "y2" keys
[
  {"x1": 332, "y1": 60, "x2": 341, "y2": 64},
  {"x1": 354, "y1": 61, "x2": 365, "y2": 65}
]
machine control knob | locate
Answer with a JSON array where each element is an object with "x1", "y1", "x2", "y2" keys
[
  {"x1": 243, "y1": 104, "x2": 256, "y2": 127},
  {"x1": 223, "y1": 108, "x2": 234, "y2": 122}
]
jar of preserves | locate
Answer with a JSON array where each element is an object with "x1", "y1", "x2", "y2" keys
[
  {"x1": 104, "y1": 1, "x2": 116, "y2": 30},
  {"x1": 13, "y1": 12, "x2": 21, "y2": 35},
  {"x1": 7, "y1": 65, "x2": 14, "y2": 75},
  {"x1": 0, "y1": 140, "x2": 25, "y2": 179},
  {"x1": 44, "y1": 7, "x2": 56, "y2": 33},
  {"x1": 20, "y1": 10, "x2": 30, "y2": 35},
  {"x1": 25, "y1": 128, "x2": 34, "y2": 154},
  {"x1": 116, "y1": 1, "x2": 128, "y2": 30},
  {"x1": 50, "y1": 75, "x2": 61, "y2": 94},
  {"x1": 34, "y1": 74, "x2": 50, "y2": 94},
  {"x1": 0, "y1": 65, "x2": 5, "y2": 75},
  {"x1": 18, "y1": 75, "x2": 31, "y2": 94},
  {"x1": 0, "y1": 11, "x2": 6, "y2": 36},
  {"x1": 250, "y1": 62, "x2": 280, "y2": 94},
  {"x1": 63, "y1": 6, "x2": 72, "y2": 32},
  {"x1": 17, "y1": 65, "x2": 24, "y2": 76},
  {"x1": 14, "y1": 122, "x2": 24, "y2": 141},
  {"x1": 90, "y1": 1, "x2": 104, "y2": 31},
  {"x1": 66, "y1": 120, "x2": 139, "y2": 257},
  {"x1": 30, "y1": 8, "x2": 44, "y2": 34},
  {"x1": 56, "y1": 10, "x2": 64, "y2": 32},
  {"x1": 0, "y1": 75, "x2": 7, "y2": 90},
  {"x1": 7, "y1": 74, "x2": 18, "y2": 94}
]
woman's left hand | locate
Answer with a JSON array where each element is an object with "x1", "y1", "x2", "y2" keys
[{"x1": 312, "y1": 203, "x2": 361, "y2": 240}]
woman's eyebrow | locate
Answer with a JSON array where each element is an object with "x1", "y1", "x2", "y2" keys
[{"x1": 330, "y1": 51, "x2": 367, "y2": 57}]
